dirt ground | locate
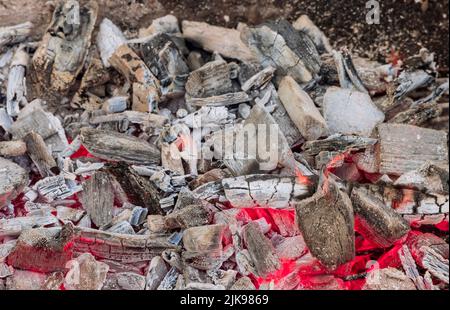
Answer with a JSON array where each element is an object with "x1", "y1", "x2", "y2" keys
[{"x1": 1, "y1": 0, "x2": 448, "y2": 72}]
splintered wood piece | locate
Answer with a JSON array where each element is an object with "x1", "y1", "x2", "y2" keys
[
  {"x1": 421, "y1": 246, "x2": 449, "y2": 284},
  {"x1": 323, "y1": 87, "x2": 385, "y2": 137},
  {"x1": 376, "y1": 123, "x2": 448, "y2": 175},
  {"x1": 107, "y1": 163, "x2": 162, "y2": 215},
  {"x1": 0, "y1": 22, "x2": 33, "y2": 52},
  {"x1": 164, "y1": 204, "x2": 212, "y2": 229},
  {"x1": 292, "y1": 15, "x2": 332, "y2": 53},
  {"x1": 242, "y1": 222, "x2": 280, "y2": 277},
  {"x1": 182, "y1": 224, "x2": 227, "y2": 253},
  {"x1": 23, "y1": 132, "x2": 58, "y2": 177},
  {"x1": 351, "y1": 186, "x2": 410, "y2": 247},
  {"x1": 0, "y1": 215, "x2": 59, "y2": 238},
  {"x1": 185, "y1": 59, "x2": 235, "y2": 98},
  {"x1": 241, "y1": 66, "x2": 276, "y2": 92},
  {"x1": 222, "y1": 174, "x2": 314, "y2": 209},
  {"x1": 302, "y1": 134, "x2": 377, "y2": 156},
  {"x1": 187, "y1": 91, "x2": 251, "y2": 107},
  {"x1": 141, "y1": 33, "x2": 189, "y2": 96},
  {"x1": 145, "y1": 256, "x2": 169, "y2": 290},
  {"x1": 80, "y1": 171, "x2": 114, "y2": 227},
  {"x1": 6, "y1": 46, "x2": 29, "y2": 117},
  {"x1": 0, "y1": 140, "x2": 26, "y2": 156},
  {"x1": 241, "y1": 19, "x2": 320, "y2": 83},
  {"x1": 0, "y1": 157, "x2": 28, "y2": 209},
  {"x1": 181, "y1": 21, "x2": 255, "y2": 62},
  {"x1": 64, "y1": 253, "x2": 109, "y2": 290},
  {"x1": 399, "y1": 245, "x2": 428, "y2": 290},
  {"x1": 7, "y1": 224, "x2": 74, "y2": 273},
  {"x1": 31, "y1": 1, "x2": 98, "y2": 99},
  {"x1": 90, "y1": 110, "x2": 168, "y2": 128},
  {"x1": 295, "y1": 178, "x2": 355, "y2": 268},
  {"x1": 278, "y1": 76, "x2": 328, "y2": 141},
  {"x1": 80, "y1": 128, "x2": 160, "y2": 165},
  {"x1": 72, "y1": 226, "x2": 179, "y2": 262}
]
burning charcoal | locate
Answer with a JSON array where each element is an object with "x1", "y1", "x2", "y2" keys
[
  {"x1": 145, "y1": 256, "x2": 169, "y2": 290},
  {"x1": 295, "y1": 177, "x2": 355, "y2": 268},
  {"x1": 106, "y1": 221, "x2": 135, "y2": 234},
  {"x1": 0, "y1": 214, "x2": 58, "y2": 237},
  {"x1": 0, "y1": 157, "x2": 28, "y2": 208},
  {"x1": 241, "y1": 19, "x2": 320, "y2": 83},
  {"x1": 30, "y1": 1, "x2": 98, "y2": 101},
  {"x1": 56, "y1": 206, "x2": 85, "y2": 223},
  {"x1": 157, "y1": 266, "x2": 179, "y2": 290},
  {"x1": 399, "y1": 245, "x2": 430, "y2": 290},
  {"x1": 7, "y1": 224, "x2": 74, "y2": 272},
  {"x1": 394, "y1": 70, "x2": 434, "y2": 100},
  {"x1": 181, "y1": 21, "x2": 255, "y2": 62},
  {"x1": 0, "y1": 22, "x2": 33, "y2": 53},
  {"x1": 242, "y1": 222, "x2": 281, "y2": 278},
  {"x1": 141, "y1": 33, "x2": 189, "y2": 97},
  {"x1": 375, "y1": 123, "x2": 448, "y2": 175},
  {"x1": 97, "y1": 19, "x2": 160, "y2": 112},
  {"x1": 116, "y1": 272, "x2": 146, "y2": 290},
  {"x1": 278, "y1": 76, "x2": 329, "y2": 141},
  {"x1": 323, "y1": 87, "x2": 385, "y2": 137},
  {"x1": 302, "y1": 134, "x2": 377, "y2": 156},
  {"x1": 6, "y1": 46, "x2": 29, "y2": 117},
  {"x1": 0, "y1": 140, "x2": 27, "y2": 156},
  {"x1": 274, "y1": 235, "x2": 308, "y2": 260},
  {"x1": 80, "y1": 171, "x2": 114, "y2": 227},
  {"x1": 363, "y1": 267, "x2": 417, "y2": 290},
  {"x1": 23, "y1": 132, "x2": 58, "y2": 177},
  {"x1": 42, "y1": 272, "x2": 65, "y2": 290},
  {"x1": 164, "y1": 204, "x2": 213, "y2": 229},
  {"x1": 341, "y1": 49, "x2": 369, "y2": 94},
  {"x1": 394, "y1": 162, "x2": 449, "y2": 195},
  {"x1": 292, "y1": 15, "x2": 332, "y2": 53},
  {"x1": 64, "y1": 253, "x2": 109, "y2": 290},
  {"x1": 222, "y1": 174, "x2": 314, "y2": 209},
  {"x1": 5, "y1": 270, "x2": 47, "y2": 290},
  {"x1": 80, "y1": 128, "x2": 160, "y2": 165},
  {"x1": 241, "y1": 66, "x2": 275, "y2": 92},
  {"x1": 230, "y1": 276, "x2": 256, "y2": 290},
  {"x1": 183, "y1": 224, "x2": 228, "y2": 253},
  {"x1": 351, "y1": 186, "x2": 410, "y2": 247}
]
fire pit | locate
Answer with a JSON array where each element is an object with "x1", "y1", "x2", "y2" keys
[{"x1": 0, "y1": 0, "x2": 448, "y2": 291}]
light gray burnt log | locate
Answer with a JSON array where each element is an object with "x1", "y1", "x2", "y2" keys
[
  {"x1": 80, "y1": 171, "x2": 114, "y2": 227},
  {"x1": 0, "y1": 140, "x2": 27, "y2": 157},
  {"x1": 0, "y1": 22, "x2": 33, "y2": 53},
  {"x1": 30, "y1": 0, "x2": 98, "y2": 101},
  {"x1": 164, "y1": 204, "x2": 213, "y2": 229},
  {"x1": 302, "y1": 134, "x2": 377, "y2": 156},
  {"x1": 0, "y1": 157, "x2": 28, "y2": 209},
  {"x1": 80, "y1": 127, "x2": 160, "y2": 165},
  {"x1": 351, "y1": 186, "x2": 410, "y2": 247},
  {"x1": 295, "y1": 177, "x2": 355, "y2": 268},
  {"x1": 23, "y1": 132, "x2": 58, "y2": 178},
  {"x1": 241, "y1": 18, "x2": 320, "y2": 83}
]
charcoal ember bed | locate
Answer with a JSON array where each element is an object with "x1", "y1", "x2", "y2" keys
[{"x1": 0, "y1": 0, "x2": 448, "y2": 291}]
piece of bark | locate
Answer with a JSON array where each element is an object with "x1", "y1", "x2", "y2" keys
[
  {"x1": 97, "y1": 18, "x2": 160, "y2": 112},
  {"x1": 80, "y1": 171, "x2": 114, "y2": 227},
  {"x1": 0, "y1": 157, "x2": 28, "y2": 209},
  {"x1": 141, "y1": 33, "x2": 189, "y2": 97},
  {"x1": 242, "y1": 222, "x2": 280, "y2": 278},
  {"x1": 363, "y1": 267, "x2": 416, "y2": 290},
  {"x1": 302, "y1": 134, "x2": 377, "y2": 156},
  {"x1": 145, "y1": 256, "x2": 169, "y2": 290},
  {"x1": 72, "y1": 226, "x2": 179, "y2": 263},
  {"x1": 292, "y1": 15, "x2": 332, "y2": 53},
  {"x1": 80, "y1": 128, "x2": 160, "y2": 165},
  {"x1": 241, "y1": 66, "x2": 276, "y2": 92},
  {"x1": 182, "y1": 224, "x2": 227, "y2": 254},
  {"x1": 376, "y1": 123, "x2": 448, "y2": 175},
  {"x1": 164, "y1": 204, "x2": 213, "y2": 229},
  {"x1": 295, "y1": 177, "x2": 355, "y2": 268},
  {"x1": 6, "y1": 46, "x2": 29, "y2": 117},
  {"x1": 0, "y1": 22, "x2": 33, "y2": 53},
  {"x1": 23, "y1": 132, "x2": 58, "y2": 178},
  {"x1": 0, "y1": 140, "x2": 26, "y2": 156},
  {"x1": 7, "y1": 224, "x2": 74, "y2": 273},
  {"x1": 278, "y1": 76, "x2": 328, "y2": 140},
  {"x1": 187, "y1": 91, "x2": 251, "y2": 107},
  {"x1": 323, "y1": 87, "x2": 385, "y2": 137},
  {"x1": 181, "y1": 21, "x2": 255, "y2": 62},
  {"x1": 241, "y1": 19, "x2": 320, "y2": 83},
  {"x1": 30, "y1": 1, "x2": 98, "y2": 100},
  {"x1": 107, "y1": 163, "x2": 163, "y2": 215},
  {"x1": 64, "y1": 253, "x2": 109, "y2": 290},
  {"x1": 90, "y1": 110, "x2": 168, "y2": 128},
  {"x1": 351, "y1": 186, "x2": 410, "y2": 247},
  {"x1": 230, "y1": 276, "x2": 256, "y2": 290},
  {"x1": 222, "y1": 174, "x2": 314, "y2": 209}
]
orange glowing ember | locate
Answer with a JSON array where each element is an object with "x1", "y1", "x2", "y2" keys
[{"x1": 295, "y1": 167, "x2": 311, "y2": 185}]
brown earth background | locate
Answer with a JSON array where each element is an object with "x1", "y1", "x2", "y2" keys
[{"x1": 1, "y1": 0, "x2": 449, "y2": 71}]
